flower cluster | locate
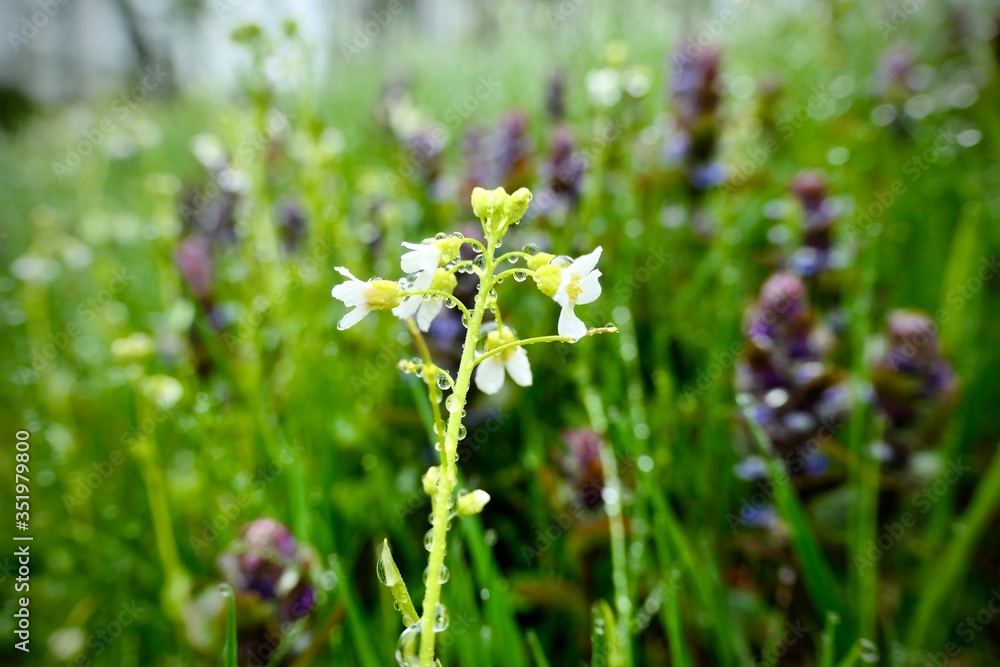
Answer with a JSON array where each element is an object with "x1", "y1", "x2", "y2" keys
[
  {"x1": 331, "y1": 186, "x2": 606, "y2": 392},
  {"x1": 665, "y1": 39, "x2": 726, "y2": 192},
  {"x1": 735, "y1": 272, "x2": 849, "y2": 473},
  {"x1": 872, "y1": 310, "x2": 957, "y2": 463},
  {"x1": 789, "y1": 171, "x2": 840, "y2": 277},
  {"x1": 215, "y1": 518, "x2": 319, "y2": 665}
]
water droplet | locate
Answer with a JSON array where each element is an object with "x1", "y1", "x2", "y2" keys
[
  {"x1": 422, "y1": 293, "x2": 433, "y2": 302},
  {"x1": 377, "y1": 543, "x2": 399, "y2": 587},
  {"x1": 473, "y1": 255, "x2": 486, "y2": 270},
  {"x1": 484, "y1": 529, "x2": 498, "y2": 546},
  {"x1": 435, "y1": 232, "x2": 448, "y2": 240},
  {"x1": 461, "y1": 313, "x2": 470, "y2": 327},
  {"x1": 506, "y1": 254, "x2": 518, "y2": 264},
  {"x1": 436, "y1": 373, "x2": 450, "y2": 390},
  {"x1": 457, "y1": 424, "x2": 467, "y2": 440},
  {"x1": 434, "y1": 603, "x2": 450, "y2": 632},
  {"x1": 438, "y1": 565, "x2": 450, "y2": 583},
  {"x1": 450, "y1": 231, "x2": 464, "y2": 239},
  {"x1": 424, "y1": 529, "x2": 434, "y2": 551},
  {"x1": 523, "y1": 243, "x2": 540, "y2": 255},
  {"x1": 445, "y1": 394, "x2": 460, "y2": 413},
  {"x1": 513, "y1": 270, "x2": 527, "y2": 282},
  {"x1": 396, "y1": 624, "x2": 420, "y2": 666},
  {"x1": 494, "y1": 239, "x2": 503, "y2": 248},
  {"x1": 218, "y1": 583, "x2": 232, "y2": 597}
]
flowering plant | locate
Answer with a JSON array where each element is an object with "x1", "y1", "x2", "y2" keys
[{"x1": 331, "y1": 185, "x2": 614, "y2": 665}]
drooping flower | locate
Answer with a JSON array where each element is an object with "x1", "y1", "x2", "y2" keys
[
  {"x1": 393, "y1": 268, "x2": 458, "y2": 332},
  {"x1": 531, "y1": 247, "x2": 603, "y2": 341},
  {"x1": 474, "y1": 326, "x2": 533, "y2": 395},
  {"x1": 331, "y1": 267, "x2": 404, "y2": 330}
]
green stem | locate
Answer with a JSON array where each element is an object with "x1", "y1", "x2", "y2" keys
[
  {"x1": 473, "y1": 327, "x2": 619, "y2": 368},
  {"x1": 906, "y1": 441, "x2": 1000, "y2": 655},
  {"x1": 417, "y1": 233, "x2": 497, "y2": 666}
]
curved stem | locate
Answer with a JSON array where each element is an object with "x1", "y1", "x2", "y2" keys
[
  {"x1": 400, "y1": 290, "x2": 471, "y2": 321},
  {"x1": 417, "y1": 233, "x2": 497, "y2": 666},
  {"x1": 487, "y1": 268, "x2": 537, "y2": 290},
  {"x1": 407, "y1": 319, "x2": 446, "y2": 449},
  {"x1": 471, "y1": 326, "x2": 619, "y2": 368}
]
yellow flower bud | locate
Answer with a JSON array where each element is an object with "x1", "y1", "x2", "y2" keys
[
  {"x1": 435, "y1": 236, "x2": 464, "y2": 264},
  {"x1": 503, "y1": 188, "x2": 533, "y2": 226},
  {"x1": 429, "y1": 268, "x2": 458, "y2": 293},
  {"x1": 534, "y1": 263, "x2": 563, "y2": 298},
  {"x1": 526, "y1": 251, "x2": 556, "y2": 272},
  {"x1": 422, "y1": 466, "x2": 441, "y2": 496},
  {"x1": 456, "y1": 489, "x2": 491, "y2": 517},
  {"x1": 471, "y1": 186, "x2": 507, "y2": 221}
]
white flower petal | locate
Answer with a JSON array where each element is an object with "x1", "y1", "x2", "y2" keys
[
  {"x1": 400, "y1": 243, "x2": 441, "y2": 274},
  {"x1": 412, "y1": 268, "x2": 435, "y2": 291},
  {"x1": 474, "y1": 356, "x2": 507, "y2": 395},
  {"x1": 504, "y1": 348, "x2": 533, "y2": 387},
  {"x1": 569, "y1": 246, "x2": 602, "y2": 278},
  {"x1": 575, "y1": 269, "x2": 603, "y2": 305},
  {"x1": 332, "y1": 281, "x2": 369, "y2": 307},
  {"x1": 338, "y1": 305, "x2": 371, "y2": 330},
  {"x1": 416, "y1": 299, "x2": 444, "y2": 332},
  {"x1": 558, "y1": 302, "x2": 588, "y2": 341},
  {"x1": 553, "y1": 272, "x2": 571, "y2": 307},
  {"x1": 335, "y1": 266, "x2": 360, "y2": 281},
  {"x1": 392, "y1": 295, "x2": 422, "y2": 320}
]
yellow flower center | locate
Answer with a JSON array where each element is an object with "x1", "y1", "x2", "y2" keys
[
  {"x1": 484, "y1": 327, "x2": 517, "y2": 359},
  {"x1": 365, "y1": 280, "x2": 403, "y2": 310},
  {"x1": 565, "y1": 274, "x2": 583, "y2": 302}
]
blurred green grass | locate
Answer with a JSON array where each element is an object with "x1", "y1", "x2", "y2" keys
[{"x1": 2, "y1": 1, "x2": 1000, "y2": 665}]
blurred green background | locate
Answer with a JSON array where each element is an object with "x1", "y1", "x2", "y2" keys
[{"x1": 2, "y1": 0, "x2": 1000, "y2": 665}]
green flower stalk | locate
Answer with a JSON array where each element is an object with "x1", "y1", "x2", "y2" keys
[{"x1": 331, "y1": 186, "x2": 616, "y2": 666}]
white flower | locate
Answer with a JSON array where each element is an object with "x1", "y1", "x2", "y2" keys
[
  {"x1": 400, "y1": 241, "x2": 442, "y2": 274},
  {"x1": 586, "y1": 68, "x2": 622, "y2": 108},
  {"x1": 392, "y1": 268, "x2": 456, "y2": 332},
  {"x1": 331, "y1": 267, "x2": 403, "y2": 330},
  {"x1": 474, "y1": 328, "x2": 533, "y2": 395},
  {"x1": 553, "y1": 247, "x2": 603, "y2": 341}
]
